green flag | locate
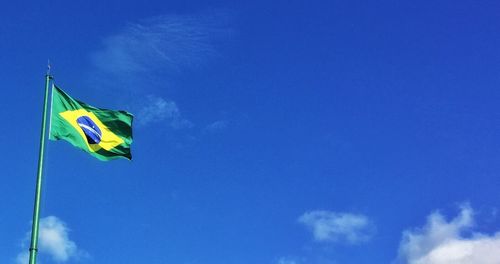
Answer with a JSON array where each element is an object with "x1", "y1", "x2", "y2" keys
[{"x1": 49, "y1": 85, "x2": 133, "y2": 161}]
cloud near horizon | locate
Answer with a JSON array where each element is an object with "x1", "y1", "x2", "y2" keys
[
  {"x1": 298, "y1": 210, "x2": 375, "y2": 245},
  {"x1": 396, "y1": 205, "x2": 500, "y2": 264},
  {"x1": 15, "y1": 216, "x2": 83, "y2": 264}
]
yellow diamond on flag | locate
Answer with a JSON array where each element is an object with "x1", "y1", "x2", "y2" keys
[{"x1": 59, "y1": 109, "x2": 124, "y2": 152}]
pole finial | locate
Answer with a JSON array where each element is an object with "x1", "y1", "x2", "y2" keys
[{"x1": 47, "y1": 59, "x2": 51, "y2": 76}]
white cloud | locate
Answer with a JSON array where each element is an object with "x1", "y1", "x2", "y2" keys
[
  {"x1": 38, "y1": 216, "x2": 77, "y2": 262},
  {"x1": 204, "y1": 120, "x2": 227, "y2": 132},
  {"x1": 92, "y1": 13, "x2": 230, "y2": 76},
  {"x1": 15, "y1": 216, "x2": 83, "y2": 263},
  {"x1": 396, "y1": 205, "x2": 500, "y2": 264},
  {"x1": 137, "y1": 95, "x2": 192, "y2": 128},
  {"x1": 15, "y1": 252, "x2": 28, "y2": 264},
  {"x1": 298, "y1": 210, "x2": 375, "y2": 244},
  {"x1": 277, "y1": 257, "x2": 300, "y2": 264}
]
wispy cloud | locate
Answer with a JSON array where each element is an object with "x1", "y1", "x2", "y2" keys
[
  {"x1": 91, "y1": 13, "x2": 229, "y2": 76},
  {"x1": 15, "y1": 252, "x2": 28, "y2": 264},
  {"x1": 137, "y1": 95, "x2": 193, "y2": 128},
  {"x1": 88, "y1": 12, "x2": 232, "y2": 129},
  {"x1": 277, "y1": 257, "x2": 300, "y2": 264},
  {"x1": 15, "y1": 216, "x2": 85, "y2": 263},
  {"x1": 396, "y1": 204, "x2": 500, "y2": 264},
  {"x1": 204, "y1": 120, "x2": 228, "y2": 133},
  {"x1": 298, "y1": 210, "x2": 375, "y2": 245}
]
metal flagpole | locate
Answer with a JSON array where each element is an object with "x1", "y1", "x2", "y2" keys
[{"x1": 28, "y1": 66, "x2": 52, "y2": 264}]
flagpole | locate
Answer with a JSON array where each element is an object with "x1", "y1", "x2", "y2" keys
[{"x1": 28, "y1": 71, "x2": 52, "y2": 264}]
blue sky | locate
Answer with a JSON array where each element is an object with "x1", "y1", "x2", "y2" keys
[{"x1": 1, "y1": 1, "x2": 500, "y2": 263}]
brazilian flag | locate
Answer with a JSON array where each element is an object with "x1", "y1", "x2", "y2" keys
[{"x1": 49, "y1": 85, "x2": 133, "y2": 161}]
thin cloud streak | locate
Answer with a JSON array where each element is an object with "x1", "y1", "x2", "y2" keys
[
  {"x1": 91, "y1": 12, "x2": 231, "y2": 78},
  {"x1": 277, "y1": 257, "x2": 300, "y2": 264},
  {"x1": 204, "y1": 120, "x2": 228, "y2": 133},
  {"x1": 299, "y1": 210, "x2": 375, "y2": 245}
]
